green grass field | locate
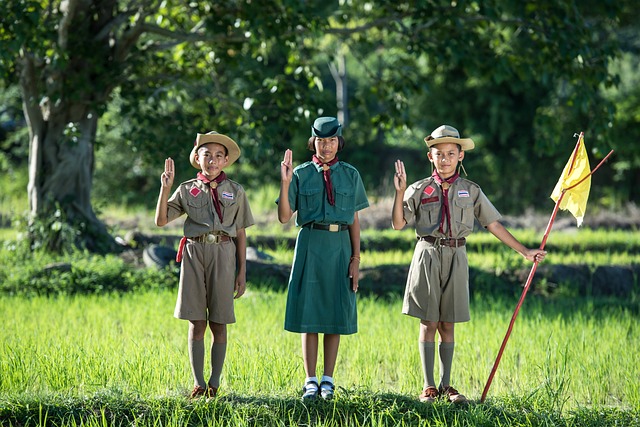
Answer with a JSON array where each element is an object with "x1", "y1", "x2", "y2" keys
[
  {"x1": 1, "y1": 182, "x2": 639, "y2": 425},
  {"x1": 1, "y1": 287, "x2": 639, "y2": 426}
]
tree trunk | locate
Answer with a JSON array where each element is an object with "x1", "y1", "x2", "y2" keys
[{"x1": 26, "y1": 109, "x2": 116, "y2": 253}]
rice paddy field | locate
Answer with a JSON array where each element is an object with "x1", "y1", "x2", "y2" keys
[
  {"x1": 1, "y1": 224, "x2": 639, "y2": 426},
  {"x1": 0, "y1": 183, "x2": 639, "y2": 425}
]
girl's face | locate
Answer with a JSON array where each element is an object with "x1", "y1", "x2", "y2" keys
[
  {"x1": 195, "y1": 142, "x2": 228, "y2": 179},
  {"x1": 314, "y1": 136, "x2": 339, "y2": 163},
  {"x1": 428, "y1": 143, "x2": 464, "y2": 178}
]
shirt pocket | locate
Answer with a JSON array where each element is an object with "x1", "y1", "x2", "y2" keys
[
  {"x1": 299, "y1": 187, "x2": 323, "y2": 212},
  {"x1": 186, "y1": 193, "x2": 210, "y2": 222},
  {"x1": 419, "y1": 197, "x2": 441, "y2": 226},
  {"x1": 334, "y1": 187, "x2": 355, "y2": 212},
  {"x1": 453, "y1": 197, "x2": 475, "y2": 233},
  {"x1": 220, "y1": 196, "x2": 238, "y2": 224}
]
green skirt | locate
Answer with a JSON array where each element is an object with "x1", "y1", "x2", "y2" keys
[{"x1": 284, "y1": 226, "x2": 357, "y2": 334}]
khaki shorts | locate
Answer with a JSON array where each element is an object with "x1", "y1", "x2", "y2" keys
[
  {"x1": 402, "y1": 240, "x2": 470, "y2": 323},
  {"x1": 174, "y1": 239, "x2": 237, "y2": 324}
]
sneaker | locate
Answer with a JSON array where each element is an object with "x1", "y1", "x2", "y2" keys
[
  {"x1": 419, "y1": 386, "x2": 439, "y2": 403},
  {"x1": 190, "y1": 385, "x2": 207, "y2": 399},
  {"x1": 319, "y1": 381, "x2": 335, "y2": 400},
  {"x1": 439, "y1": 385, "x2": 467, "y2": 404},
  {"x1": 302, "y1": 380, "x2": 319, "y2": 400}
]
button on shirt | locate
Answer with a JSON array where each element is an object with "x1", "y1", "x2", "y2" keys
[
  {"x1": 287, "y1": 161, "x2": 369, "y2": 226},
  {"x1": 403, "y1": 177, "x2": 501, "y2": 238},
  {"x1": 166, "y1": 178, "x2": 254, "y2": 237}
]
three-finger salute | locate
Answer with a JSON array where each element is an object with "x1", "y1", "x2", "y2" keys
[
  {"x1": 394, "y1": 159, "x2": 407, "y2": 192},
  {"x1": 162, "y1": 157, "x2": 175, "y2": 189},
  {"x1": 281, "y1": 149, "x2": 293, "y2": 183}
]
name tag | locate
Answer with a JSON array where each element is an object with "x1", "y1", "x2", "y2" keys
[{"x1": 421, "y1": 196, "x2": 439, "y2": 204}]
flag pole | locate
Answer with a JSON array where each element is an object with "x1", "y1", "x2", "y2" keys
[{"x1": 480, "y1": 138, "x2": 614, "y2": 403}]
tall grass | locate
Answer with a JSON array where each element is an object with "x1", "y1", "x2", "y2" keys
[{"x1": 2, "y1": 289, "x2": 638, "y2": 410}]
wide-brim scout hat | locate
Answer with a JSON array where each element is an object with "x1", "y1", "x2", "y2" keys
[
  {"x1": 424, "y1": 124, "x2": 475, "y2": 151},
  {"x1": 189, "y1": 131, "x2": 241, "y2": 168},
  {"x1": 311, "y1": 117, "x2": 342, "y2": 137}
]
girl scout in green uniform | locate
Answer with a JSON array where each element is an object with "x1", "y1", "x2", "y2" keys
[
  {"x1": 278, "y1": 117, "x2": 369, "y2": 400},
  {"x1": 391, "y1": 125, "x2": 546, "y2": 404},
  {"x1": 155, "y1": 131, "x2": 254, "y2": 399}
]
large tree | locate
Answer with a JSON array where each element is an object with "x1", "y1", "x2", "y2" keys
[
  {"x1": 0, "y1": 0, "x2": 624, "y2": 252},
  {"x1": 0, "y1": 0, "x2": 331, "y2": 251}
]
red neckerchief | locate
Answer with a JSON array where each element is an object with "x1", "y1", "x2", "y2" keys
[
  {"x1": 197, "y1": 171, "x2": 226, "y2": 222},
  {"x1": 431, "y1": 170, "x2": 459, "y2": 237},
  {"x1": 312, "y1": 155, "x2": 339, "y2": 206}
]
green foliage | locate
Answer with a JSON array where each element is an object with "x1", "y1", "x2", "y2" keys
[
  {"x1": 0, "y1": 247, "x2": 176, "y2": 297},
  {"x1": 1, "y1": 0, "x2": 638, "y2": 251}
]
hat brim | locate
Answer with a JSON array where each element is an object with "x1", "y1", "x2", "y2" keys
[
  {"x1": 425, "y1": 136, "x2": 475, "y2": 151},
  {"x1": 190, "y1": 133, "x2": 241, "y2": 168}
]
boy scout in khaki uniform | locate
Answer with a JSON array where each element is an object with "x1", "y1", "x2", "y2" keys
[
  {"x1": 155, "y1": 131, "x2": 254, "y2": 399},
  {"x1": 391, "y1": 124, "x2": 546, "y2": 404}
]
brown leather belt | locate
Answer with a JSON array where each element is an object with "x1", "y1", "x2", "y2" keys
[
  {"x1": 419, "y1": 236, "x2": 466, "y2": 247},
  {"x1": 190, "y1": 233, "x2": 231, "y2": 244},
  {"x1": 306, "y1": 223, "x2": 349, "y2": 232}
]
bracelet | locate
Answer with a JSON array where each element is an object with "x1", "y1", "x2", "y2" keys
[{"x1": 350, "y1": 256, "x2": 360, "y2": 262}]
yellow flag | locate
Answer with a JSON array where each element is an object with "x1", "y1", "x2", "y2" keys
[{"x1": 550, "y1": 134, "x2": 591, "y2": 226}]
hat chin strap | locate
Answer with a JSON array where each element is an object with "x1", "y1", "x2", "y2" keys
[{"x1": 458, "y1": 161, "x2": 468, "y2": 176}]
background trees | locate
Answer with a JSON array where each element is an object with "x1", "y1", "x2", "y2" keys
[{"x1": 1, "y1": 0, "x2": 637, "y2": 252}]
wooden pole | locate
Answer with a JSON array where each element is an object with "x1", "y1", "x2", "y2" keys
[{"x1": 479, "y1": 137, "x2": 614, "y2": 403}]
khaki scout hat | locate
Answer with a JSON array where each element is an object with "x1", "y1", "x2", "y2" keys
[
  {"x1": 189, "y1": 131, "x2": 241, "y2": 168},
  {"x1": 424, "y1": 124, "x2": 475, "y2": 151}
]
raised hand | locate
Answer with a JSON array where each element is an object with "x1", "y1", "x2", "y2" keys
[
  {"x1": 394, "y1": 159, "x2": 407, "y2": 192},
  {"x1": 161, "y1": 157, "x2": 175, "y2": 189},
  {"x1": 281, "y1": 149, "x2": 293, "y2": 183}
]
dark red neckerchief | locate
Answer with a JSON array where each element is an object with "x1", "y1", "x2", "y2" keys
[
  {"x1": 197, "y1": 171, "x2": 226, "y2": 222},
  {"x1": 431, "y1": 170, "x2": 459, "y2": 237},
  {"x1": 312, "y1": 155, "x2": 339, "y2": 206}
]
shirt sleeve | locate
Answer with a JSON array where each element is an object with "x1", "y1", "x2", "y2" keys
[
  {"x1": 402, "y1": 183, "x2": 421, "y2": 223},
  {"x1": 474, "y1": 188, "x2": 502, "y2": 227},
  {"x1": 353, "y1": 170, "x2": 369, "y2": 212},
  {"x1": 234, "y1": 187, "x2": 255, "y2": 230},
  {"x1": 166, "y1": 186, "x2": 186, "y2": 223}
]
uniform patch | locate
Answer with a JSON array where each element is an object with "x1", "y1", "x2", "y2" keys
[
  {"x1": 423, "y1": 185, "x2": 435, "y2": 196},
  {"x1": 421, "y1": 196, "x2": 439, "y2": 204},
  {"x1": 458, "y1": 190, "x2": 470, "y2": 198},
  {"x1": 221, "y1": 191, "x2": 234, "y2": 200},
  {"x1": 189, "y1": 187, "x2": 201, "y2": 197}
]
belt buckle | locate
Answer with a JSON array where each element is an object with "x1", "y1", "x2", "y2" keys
[
  {"x1": 436, "y1": 237, "x2": 444, "y2": 246},
  {"x1": 329, "y1": 224, "x2": 339, "y2": 232},
  {"x1": 205, "y1": 234, "x2": 218, "y2": 244}
]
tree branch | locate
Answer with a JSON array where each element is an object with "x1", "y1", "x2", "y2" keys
[
  {"x1": 58, "y1": 0, "x2": 81, "y2": 50},
  {"x1": 18, "y1": 53, "x2": 43, "y2": 131}
]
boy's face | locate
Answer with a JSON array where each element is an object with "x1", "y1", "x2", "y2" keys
[
  {"x1": 314, "y1": 136, "x2": 339, "y2": 163},
  {"x1": 428, "y1": 142, "x2": 464, "y2": 178},
  {"x1": 195, "y1": 142, "x2": 228, "y2": 179}
]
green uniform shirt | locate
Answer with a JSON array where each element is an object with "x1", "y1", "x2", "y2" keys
[{"x1": 287, "y1": 161, "x2": 369, "y2": 226}]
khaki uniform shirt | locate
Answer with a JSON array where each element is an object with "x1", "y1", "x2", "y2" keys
[
  {"x1": 403, "y1": 176, "x2": 501, "y2": 238},
  {"x1": 167, "y1": 178, "x2": 254, "y2": 237}
]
